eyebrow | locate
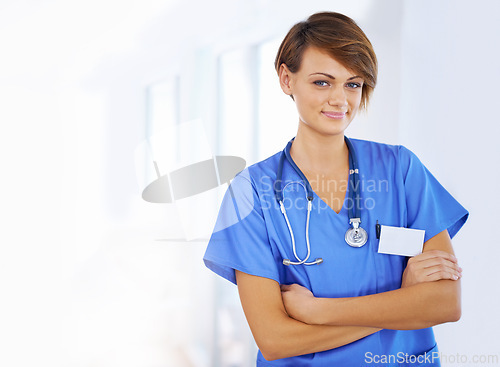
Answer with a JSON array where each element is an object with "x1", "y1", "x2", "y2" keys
[{"x1": 309, "y1": 72, "x2": 363, "y2": 81}]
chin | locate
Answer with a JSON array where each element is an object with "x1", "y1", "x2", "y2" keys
[
  {"x1": 299, "y1": 118, "x2": 351, "y2": 137},
  {"x1": 315, "y1": 128, "x2": 348, "y2": 137}
]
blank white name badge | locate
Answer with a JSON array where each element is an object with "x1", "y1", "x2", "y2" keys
[{"x1": 378, "y1": 225, "x2": 425, "y2": 257}]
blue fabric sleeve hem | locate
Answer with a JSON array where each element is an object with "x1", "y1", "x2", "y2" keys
[
  {"x1": 204, "y1": 255, "x2": 281, "y2": 286},
  {"x1": 424, "y1": 210, "x2": 469, "y2": 242},
  {"x1": 447, "y1": 212, "x2": 469, "y2": 239}
]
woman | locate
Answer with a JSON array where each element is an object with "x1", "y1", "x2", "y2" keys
[{"x1": 204, "y1": 12, "x2": 468, "y2": 366}]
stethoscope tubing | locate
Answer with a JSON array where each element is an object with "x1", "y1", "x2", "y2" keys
[
  {"x1": 279, "y1": 182, "x2": 320, "y2": 265},
  {"x1": 274, "y1": 136, "x2": 365, "y2": 266}
]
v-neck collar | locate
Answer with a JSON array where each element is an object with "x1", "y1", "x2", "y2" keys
[{"x1": 283, "y1": 139, "x2": 351, "y2": 217}]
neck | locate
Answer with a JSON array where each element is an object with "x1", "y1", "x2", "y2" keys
[{"x1": 289, "y1": 129, "x2": 349, "y2": 176}]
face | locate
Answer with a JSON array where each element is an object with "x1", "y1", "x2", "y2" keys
[{"x1": 279, "y1": 47, "x2": 364, "y2": 137}]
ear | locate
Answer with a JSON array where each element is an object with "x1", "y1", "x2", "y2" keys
[{"x1": 278, "y1": 63, "x2": 294, "y2": 96}]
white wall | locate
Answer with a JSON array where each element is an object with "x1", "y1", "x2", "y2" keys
[
  {"x1": 0, "y1": 0, "x2": 498, "y2": 366},
  {"x1": 399, "y1": 0, "x2": 500, "y2": 362}
]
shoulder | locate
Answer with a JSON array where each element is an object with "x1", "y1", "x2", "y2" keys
[
  {"x1": 232, "y1": 150, "x2": 282, "y2": 187},
  {"x1": 349, "y1": 137, "x2": 402, "y2": 155},
  {"x1": 350, "y1": 137, "x2": 418, "y2": 163},
  {"x1": 349, "y1": 138, "x2": 424, "y2": 181},
  {"x1": 349, "y1": 137, "x2": 398, "y2": 153}
]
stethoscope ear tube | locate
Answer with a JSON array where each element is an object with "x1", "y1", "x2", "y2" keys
[{"x1": 274, "y1": 150, "x2": 287, "y2": 203}]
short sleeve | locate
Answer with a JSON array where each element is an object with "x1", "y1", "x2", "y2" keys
[
  {"x1": 203, "y1": 169, "x2": 280, "y2": 285},
  {"x1": 399, "y1": 146, "x2": 469, "y2": 242}
]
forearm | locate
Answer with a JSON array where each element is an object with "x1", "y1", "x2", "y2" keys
[
  {"x1": 315, "y1": 279, "x2": 461, "y2": 330},
  {"x1": 311, "y1": 230, "x2": 462, "y2": 330},
  {"x1": 235, "y1": 270, "x2": 380, "y2": 361},
  {"x1": 261, "y1": 314, "x2": 380, "y2": 360}
]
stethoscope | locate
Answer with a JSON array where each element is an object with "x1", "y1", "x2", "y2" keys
[{"x1": 273, "y1": 136, "x2": 368, "y2": 266}]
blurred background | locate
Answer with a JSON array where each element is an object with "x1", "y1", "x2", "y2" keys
[{"x1": 0, "y1": 0, "x2": 499, "y2": 366}]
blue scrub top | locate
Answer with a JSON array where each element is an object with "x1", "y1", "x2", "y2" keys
[{"x1": 204, "y1": 138, "x2": 469, "y2": 367}]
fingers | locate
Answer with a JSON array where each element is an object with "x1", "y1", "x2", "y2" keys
[
  {"x1": 424, "y1": 270, "x2": 462, "y2": 282},
  {"x1": 422, "y1": 263, "x2": 462, "y2": 280},
  {"x1": 411, "y1": 256, "x2": 462, "y2": 273},
  {"x1": 408, "y1": 251, "x2": 462, "y2": 274},
  {"x1": 410, "y1": 250, "x2": 458, "y2": 264},
  {"x1": 405, "y1": 251, "x2": 463, "y2": 284}
]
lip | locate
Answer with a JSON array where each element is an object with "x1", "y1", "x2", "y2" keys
[{"x1": 322, "y1": 111, "x2": 346, "y2": 119}]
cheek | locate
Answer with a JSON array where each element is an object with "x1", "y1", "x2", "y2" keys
[
  {"x1": 296, "y1": 90, "x2": 324, "y2": 107},
  {"x1": 294, "y1": 91, "x2": 314, "y2": 110}
]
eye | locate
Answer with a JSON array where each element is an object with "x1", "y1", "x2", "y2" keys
[
  {"x1": 346, "y1": 82, "x2": 362, "y2": 89},
  {"x1": 313, "y1": 80, "x2": 329, "y2": 87}
]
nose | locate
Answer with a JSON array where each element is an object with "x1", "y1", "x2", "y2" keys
[{"x1": 328, "y1": 85, "x2": 348, "y2": 109}]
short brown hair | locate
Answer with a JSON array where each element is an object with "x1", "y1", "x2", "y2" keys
[{"x1": 275, "y1": 12, "x2": 378, "y2": 110}]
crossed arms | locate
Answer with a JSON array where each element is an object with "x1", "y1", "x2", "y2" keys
[{"x1": 235, "y1": 229, "x2": 462, "y2": 361}]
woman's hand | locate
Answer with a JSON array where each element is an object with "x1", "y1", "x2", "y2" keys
[
  {"x1": 280, "y1": 283, "x2": 322, "y2": 324},
  {"x1": 402, "y1": 249, "x2": 462, "y2": 288}
]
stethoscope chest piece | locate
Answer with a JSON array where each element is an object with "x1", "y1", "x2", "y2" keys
[
  {"x1": 275, "y1": 136, "x2": 369, "y2": 265},
  {"x1": 345, "y1": 227, "x2": 368, "y2": 247},
  {"x1": 345, "y1": 218, "x2": 368, "y2": 247}
]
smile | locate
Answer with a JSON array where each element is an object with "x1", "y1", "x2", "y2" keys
[{"x1": 322, "y1": 111, "x2": 346, "y2": 119}]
